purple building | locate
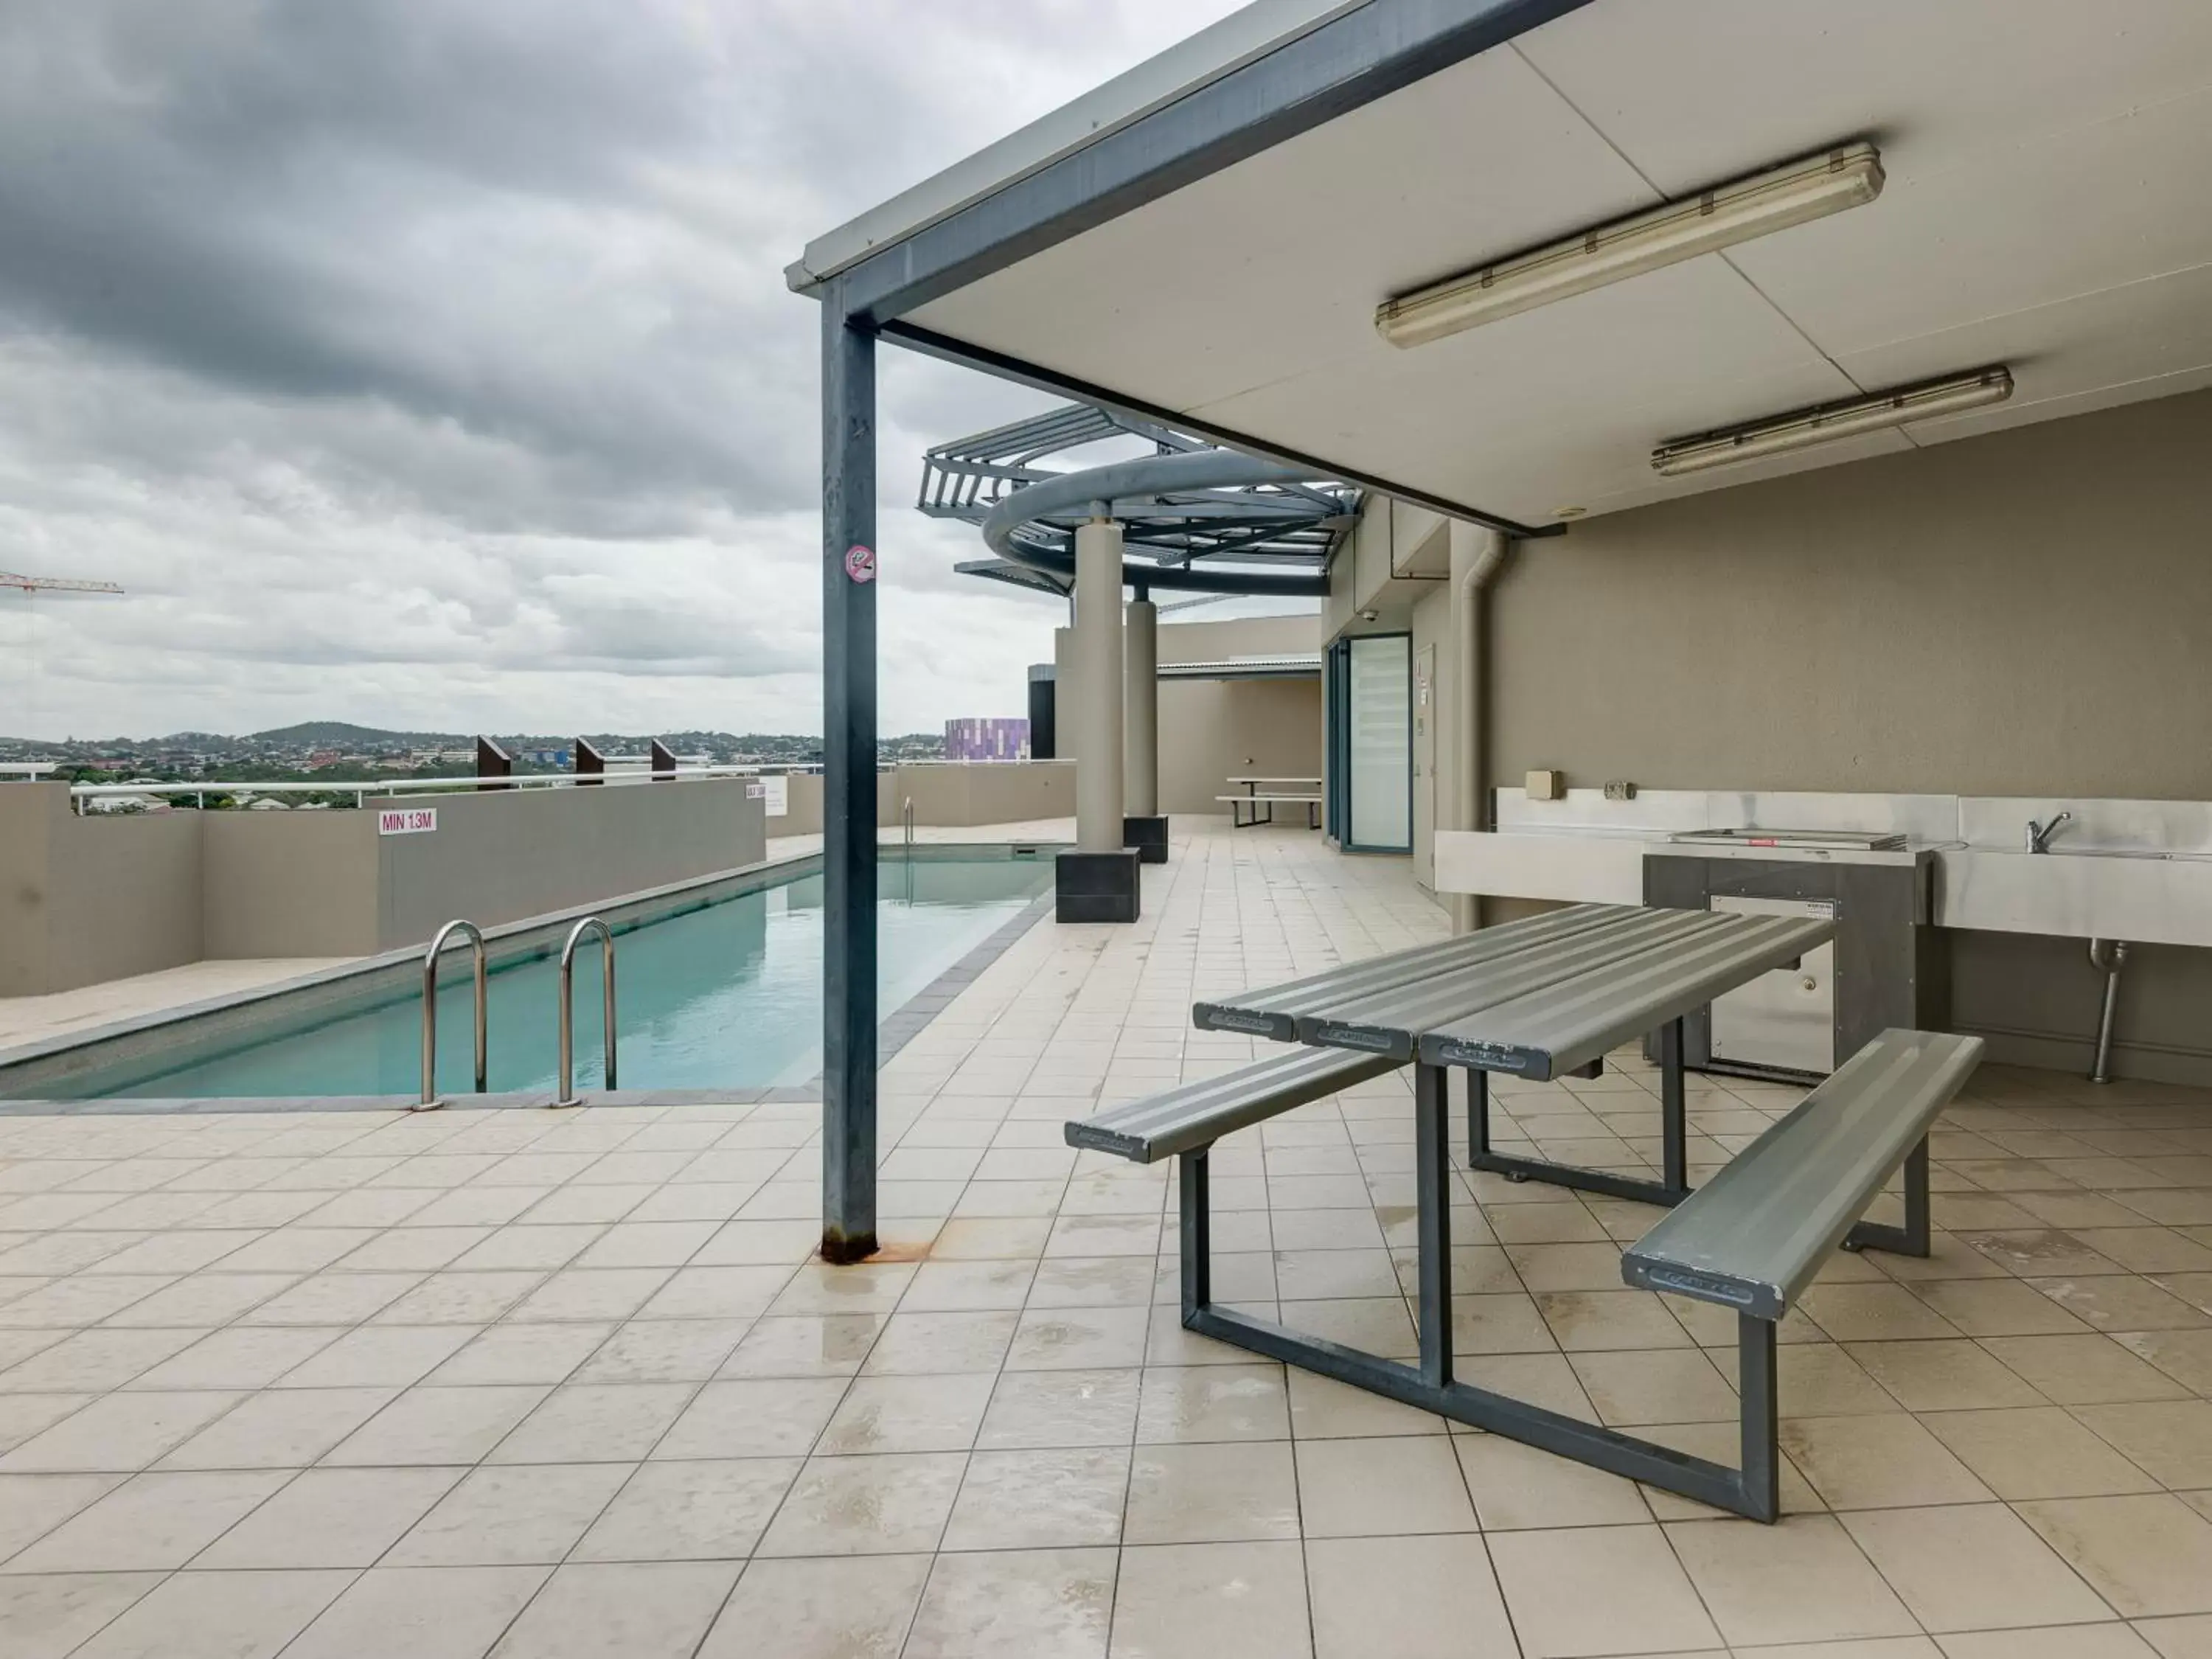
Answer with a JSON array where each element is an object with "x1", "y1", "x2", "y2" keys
[{"x1": 943, "y1": 717, "x2": 1029, "y2": 761}]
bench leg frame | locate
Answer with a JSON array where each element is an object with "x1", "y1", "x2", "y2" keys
[
  {"x1": 1842, "y1": 1135, "x2": 1932, "y2": 1257},
  {"x1": 1463, "y1": 1018, "x2": 1694, "y2": 1208},
  {"x1": 1178, "y1": 1060, "x2": 1784, "y2": 1523}
]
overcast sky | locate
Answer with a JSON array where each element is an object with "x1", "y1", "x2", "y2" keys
[{"x1": 0, "y1": 0, "x2": 1255, "y2": 742}]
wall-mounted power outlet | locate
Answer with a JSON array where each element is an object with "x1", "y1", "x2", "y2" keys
[{"x1": 1604, "y1": 779, "x2": 1638, "y2": 801}]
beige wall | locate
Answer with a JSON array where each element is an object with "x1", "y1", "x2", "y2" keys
[
  {"x1": 1470, "y1": 389, "x2": 2212, "y2": 1081},
  {"x1": 1056, "y1": 613, "x2": 1325, "y2": 818},
  {"x1": 0, "y1": 785, "x2": 207, "y2": 995},
  {"x1": 204, "y1": 811, "x2": 381, "y2": 959},
  {"x1": 374, "y1": 782, "x2": 765, "y2": 949},
  {"x1": 889, "y1": 761, "x2": 1074, "y2": 827},
  {"x1": 0, "y1": 780, "x2": 769, "y2": 995}
]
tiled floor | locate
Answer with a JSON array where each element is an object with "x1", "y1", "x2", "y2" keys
[
  {"x1": 0, "y1": 960, "x2": 361, "y2": 1054},
  {"x1": 1, "y1": 820, "x2": 2211, "y2": 1658}
]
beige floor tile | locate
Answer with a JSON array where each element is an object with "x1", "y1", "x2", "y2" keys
[
  {"x1": 1306, "y1": 1533, "x2": 1517, "y2": 1658},
  {"x1": 1802, "y1": 1284, "x2": 1964, "y2": 1343},
  {"x1": 2115, "y1": 1327, "x2": 2212, "y2": 1393},
  {"x1": 280, "y1": 1565, "x2": 552, "y2": 1659},
  {"x1": 1936, "y1": 1627, "x2": 2156, "y2": 1658},
  {"x1": 905, "y1": 1546, "x2": 1115, "y2": 1659},
  {"x1": 1135, "y1": 1364, "x2": 1289, "y2": 1443},
  {"x1": 1109, "y1": 1540, "x2": 1312, "y2": 1659},
  {"x1": 978, "y1": 1367, "x2": 1140, "y2": 1449},
  {"x1": 899, "y1": 1257, "x2": 1038, "y2": 1312},
  {"x1": 1846, "y1": 1338, "x2": 2049, "y2": 1411},
  {"x1": 1456, "y1": 1352, "x2": 1599, "y2": 1422},
  {"x1": 153, "y1": 1386, "x2": 394, "y2": 1471},
  {"x1": 1571, "y1": 1347, "x2": 1736, "y2": 1425},
  {"x1": 1009, "y1": 1306, "x2": 1150, "y2": 1371},
  {"x1": 1296, "y1": 1434, "x2": 1475, "y2": 1537},
  {"x1": 2074, "y1": 1400, "x2": 2212, "y2": 1488},
  {"x1": 321, "y1": 1382, "x2": 546, "y2": 1466},
  {"x1": 66, "y1": 1568, "x2": 352, "y2": 1659},
  {"x1": 697, "y1": 1553, "x2": 931, "y2": 1659},
  {"x1": 861, "y1": 1309, "x2": 1020, "y2": 1374},
  {"x1": 767, "y1": 1261, "x2": 915, "y2": 1315},
  {"x1": 1537, "y1": 1290, "x2": 1694, "y2": 1352},
  {"x1": 1488, "y1": 1523, "x2": 1722, "y2": 1656},
  {"x1": 387, "y1": 1461, "x2": 633, "y2": 1565},
  {"x1": 2017, "y1": 1494, "x2": 2212, "y2": 1617},
  {"x1": 2034, "y1": 1275, "x2": 2212, "y2": 1332},
  {"x1": 1921, "y1": 1406, "x2": 2160, "y2": 1498},
  {"x1": 127, "y1": 1326, "x2": 347, "y2": 1391},
  {"x1": 571, "y1": 1457, "x2": 799, "y2": 1560},
  {"x1": 271, "y1": 1324, "x2": 478, "y2": 1388},
  {"x1": 7, "y1": 1469, "x2": 289, "y2": 1571},
  {"x1": 652, "y1": 1375, "x2": 846, "y2": 1458},
  {"x1": 1666, "y1": 1514, "x2": 1918, "y2": 1646},
  {"x1": 1841, "y1": 1502, "x2": 2113, "y2": 1632},
  {"x1": 1029, "y1": 1256, "x2": 1158, "y2": 1308},
  {"x1": 486, "y1": 1560, "x2": 738, "y2": 1658},
  {"x1": 501, "y1": 1319, "x2": 697, "y2": 1385},
  {"x1": 0, "y1": 1572, "x2": 163, "y2": 1659},
  {"x1": 1981, "y1": 1334, "x2": 2194, "y2": 1404},
  {"x1": 0, "y1": 1389, "x2": 241, "y2": 1472},
  {"x1": 1124, "y1": 1439, "x2": 1300, "y2": 1544},
  {"x1": 489, "y1": 1380, "x2": 693, "y2": 1463},
  {"x1": 1285, "y1": 1366, "x2": 1449, "y2": 1438},
  {"x1": 0, "y1": 1329, "x2": 198, "y2": 1394},
  {"x1": 717, "y1": 1312, "x2": 883, "y2": 1377},
  {"x1": 192, "y1": 1465, "x2": 459, "y2": 1569},
  {"x1": 1910, "y1": 1276, "x2": 2093, "y2": 1336},
  {"x1": 1634, "y1": 1420, "x2": 1826, "y2": 1520},
  {"x1": 1780, "y1": 1413, "x2": 1993, "y2": 1509},
  {"x1": 754, "y1": 1450, "x2": 967, "y2": 1556},
  {"x1": 2137, "y1": 1613, "x2": 2212, "y2": 1658},
  {"x1": 0, "y1": 1470, "x2": 125, "y2": 1562},
  {"x1": 942, "y1": 1444, "x2": 1129, "y2": 1549},
  {"x1": 1455, "y1": 1432, "x2": 1650, "y2": 1528},
  {"x1": 818, "y1": 1371, "x2": 994, "y2": 1454}
]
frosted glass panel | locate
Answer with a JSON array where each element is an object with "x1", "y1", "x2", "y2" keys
[{"x1": 1348, "y1": 635, "x2": 1411, "y2": 850}]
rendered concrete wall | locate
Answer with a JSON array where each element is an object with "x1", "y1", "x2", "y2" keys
[
  {"x1": 204, "y1": 811, "x2": 381, "y2": 959},
  {"x1": 373, "y1": 781, "x2": 766, "y2": 950},
  {"x1": 0, "y1": 785, "x2": 206, "y2": 995},
  {"x1": 1056, "y1": 613, "x2": 1324, "y2": 818},
  {"x1": 1474, "y1": 389, "x2": 2212, "y2": 1082},
  {"x1": 889, "y1": 761, "x2": 1074, "y2": 827}
]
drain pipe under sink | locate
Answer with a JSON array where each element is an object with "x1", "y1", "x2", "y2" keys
[
  {"x1": 1448, "y1": 522, "x2": 1512, "y2": 936},
  {"x1": 2087, "y1": 938, "x2": 2129, "y2": 1084}
]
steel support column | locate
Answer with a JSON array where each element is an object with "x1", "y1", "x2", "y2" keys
[
  {"x1": 1124, "y1": 593, "x2": 1158, "y2": 818},
  {"x1": 821, "y1": 288, "x2": 878, "y2": 1264}
]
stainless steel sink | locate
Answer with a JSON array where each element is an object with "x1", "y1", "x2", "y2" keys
[{"x1": 1935, "y1": 844, "x2": 2212, "y2": 945}]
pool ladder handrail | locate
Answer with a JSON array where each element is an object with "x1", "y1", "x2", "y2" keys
[
  {"x1": 556, "y1": 916, "x2": 618, "y2": 1107},
  {"x1": 903, "y1": 796, "x2": 914, "y2": 855},
  {"x1": 420, "y1": 919, "x2": 489, "y2": 1109}
]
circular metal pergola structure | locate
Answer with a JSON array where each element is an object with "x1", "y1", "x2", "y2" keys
[{"x1": 919, "y1": 403, "x2": 1359, "y2": 597}]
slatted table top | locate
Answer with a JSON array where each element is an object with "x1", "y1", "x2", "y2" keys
[{"x1": 1193, "y1": 902, "x2": 1834, "y2": 1080}]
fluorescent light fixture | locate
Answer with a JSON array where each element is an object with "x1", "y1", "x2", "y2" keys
[
  {"x1": 1376, "y1": 143, "x2": 1883, "y2": 348},
  {"x1": 1650, "y1": 368, "x2": 2015, "y2": 476}
]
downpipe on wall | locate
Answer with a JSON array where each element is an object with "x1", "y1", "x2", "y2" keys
[
  {"x1": 2087, "y1": 938, "x2": 2129, "y2": 1084},
  {"x1": 1448, "y1": 523, "x2": 1512, "y2": 935}
]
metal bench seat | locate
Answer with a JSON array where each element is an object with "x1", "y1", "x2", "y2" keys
[
  {"x1": 1065, "y1": 1046, "x2": 1399, "y2": 1163},
  {"x1": 1624, "y1": 1028, "x2": 1985, "y2": 1318}
]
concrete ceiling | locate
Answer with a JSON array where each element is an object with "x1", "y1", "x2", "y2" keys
[{"x1": 902, "y1": 0, "x2": 2212, "y2": 524}]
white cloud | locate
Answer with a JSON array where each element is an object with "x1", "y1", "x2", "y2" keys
[{"x1": 0, "y1": 0, "x2": 1248, "y2": 740}]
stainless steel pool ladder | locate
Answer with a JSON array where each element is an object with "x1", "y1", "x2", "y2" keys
[
  {"x1": 420, "y1": 919, "x2": 489, "y2": 1109},
  {"x1": 903, "y1": 796, "x2": 915, "y2": 855},
  {"x1": 555, "y1": 917, "x2": 618, "y2": 1107}
]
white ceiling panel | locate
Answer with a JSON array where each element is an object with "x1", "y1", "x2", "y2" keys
[{"x1": 891, "y1": 0, "x2": 2212, "y2": 524}]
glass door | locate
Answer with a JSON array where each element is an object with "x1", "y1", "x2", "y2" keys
[{"x1": 1345, "y1": 633, "x2": 1411, "y2": 852}]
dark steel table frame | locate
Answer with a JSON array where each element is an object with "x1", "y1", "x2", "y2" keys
[{"x1": 1461, "y1": 1018, "x2": 1691, "y2": 1206}]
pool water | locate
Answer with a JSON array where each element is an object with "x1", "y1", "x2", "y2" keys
[{"x1": 74, "y1": 855, "x2": 1051, "y2": 1099}]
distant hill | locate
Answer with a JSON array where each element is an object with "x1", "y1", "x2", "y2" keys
[{"x1": 242, "y1": 721, "x2": 468, "y2": 747}]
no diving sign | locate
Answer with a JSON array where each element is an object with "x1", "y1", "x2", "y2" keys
[
  {"x1": 843, "y1": 543, "x2": 876, "y2": 584},
  {"x1": 378, "y1": 806, "x2": 437, "y2": 836}
]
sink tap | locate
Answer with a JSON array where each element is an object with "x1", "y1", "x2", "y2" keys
[{"x1": 2026, "y1": 811, "x2": 2073, "y2": 854}]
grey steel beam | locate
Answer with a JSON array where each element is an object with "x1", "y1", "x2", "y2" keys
[
  {"x1": 882, "y1": 320, "x2": 1560, "y2": 540},
  {"x1": 1417, "y1": 913, "x2": 1834, "y2": 1080},
  {"x1": 821, "y1": 283, "x2": 879, "y2": 1264},
  {"x1": 815, "y1": 0, "x2": 1600, "y2": 327}
]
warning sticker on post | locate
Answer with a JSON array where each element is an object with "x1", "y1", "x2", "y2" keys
[
  {"x1": 378, "y1": 806, "x2": 438, "y2": 836},
  {"x1": 843, "y1": 543, "x2": 875, "y2": 584}
]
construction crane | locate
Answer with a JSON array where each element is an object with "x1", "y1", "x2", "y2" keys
[{"x1": 1, "y1": 571, "x2": 124, "y2": 594}]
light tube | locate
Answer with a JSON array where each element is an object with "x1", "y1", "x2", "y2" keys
[
  {"x1": 1376, "y1": 143, "x2": 1883, "y2": 348},
  {"x1": 1650, "y1": 368, "x2": 2015, "y2": 476}
]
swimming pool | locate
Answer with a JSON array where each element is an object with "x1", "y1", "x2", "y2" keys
[{"x1": 27, "y1": 852, "x2": 1053, "y2": 1100}]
